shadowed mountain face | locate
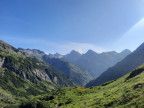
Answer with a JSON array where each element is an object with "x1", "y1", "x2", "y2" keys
[
  {"x1": 49, "y1": 53, "x2": 63, "y2": 58},
  {"x1": 63, "y1": 50, "x2": 82, "y2": 62},
  {"x1": 86, "y1": 43, "x2": 144, "y2": 87},
  {"x1": 42, "y1": 55, "x2": 92, "y2": 86},
  {"x1": 19, "y1": 48, "x2": 92, "y2": 86},
  {"x1": 63, "y1": 49, "x2": 131, "y2": 79}
]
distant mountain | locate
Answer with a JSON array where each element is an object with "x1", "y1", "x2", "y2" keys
[
  {"x1": 120, "y1": 49, "x2": 131, "y2": 56},
  {"x1": 42, "y1": 55, "x2": 92, "y2": 86},
  {"x1": 86, "y1": 43, "x2": 144, "y2": 87},
  {"x1": 18, "y1": 48, "x2": 45, "y2": 57},
  {"x1": 63, "y1": 50, "x2": 81, "y2": 62},
  {"x1": 63, "y1": 49, "x2": 131, "y2": 79},
  {"x1": 19, "y1": 49, "x2": 92, "y2": 86},
  {"x1": 49, "y1": 53, "x2": 63, "y2": 58}
]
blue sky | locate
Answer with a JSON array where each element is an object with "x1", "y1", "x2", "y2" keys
[{"x1": 1, "y1": 0, "x2": 144, "y2": 54}]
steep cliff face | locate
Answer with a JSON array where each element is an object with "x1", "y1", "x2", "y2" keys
[{"x1": 1, "y1": 56, "x2": 51, "y2": 82}]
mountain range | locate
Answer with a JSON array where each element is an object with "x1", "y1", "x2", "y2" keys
[
  {"x1": 19, "y1": 48, "x2": 92, "y2": 86},
  {"x1": 86, "y1": 42, "x2": 144, "y2": 87},
  {"x1": 19, "y1": 47, "x2": 131, "y2": 86},
  {"x1": 63, "y1": 49, "x2": 131, "y2": 79},
  {"x1": 2, "y1": 40, "x2": 144, "y2": 108}
]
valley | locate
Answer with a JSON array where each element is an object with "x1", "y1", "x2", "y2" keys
[
  {"x1": 19, "y1": 64, "x2": 144, "y2": 108},
  {"x1": 1, "y1": 1, "x2": 144, "y2": 107},
  {"x1": 0, "y1": 40, "x2": 144, "y2": 108}
]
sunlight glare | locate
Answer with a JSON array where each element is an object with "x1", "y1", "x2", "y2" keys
[{"x1": 114, "y1": 17, "x2": 144, "y2": 51}]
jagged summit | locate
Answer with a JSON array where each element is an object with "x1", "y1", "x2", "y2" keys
[
  {"x1": 19, "y1": 48, "x2": 45, "y2": 54},
  {"x1": 63, "y1": 50, "x2": 81, "y2": 62},
  {"x1": 85, "y1": 49, "x2": 98, "y2": 55},
  {"x1": 53, "y1": 53, "x2": 61, "y2": 56},
  {"x1": 18, "y1": 48, "x2": 45, "y2": 57},
  {"x1": 69, "y1": 50, "x2": 81, "y2": 55},
  {"x1": 121, "y1": 49, "x2": 131, "y2": 54},
  {"x1": 86, "y1": 49, "x2": 96, "y2": 53}
]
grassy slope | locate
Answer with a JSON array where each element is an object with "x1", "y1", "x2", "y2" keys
[
  {"x1": 21, "y1": 64, "x2": 144, "y2": 108},
  {"x1": 0, "y1": 67, "x2": 57, "y2": 107}
]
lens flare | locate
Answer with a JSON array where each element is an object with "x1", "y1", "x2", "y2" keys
[{"x1": 114, "y1": 17, "x2": 144, "y2": 51}]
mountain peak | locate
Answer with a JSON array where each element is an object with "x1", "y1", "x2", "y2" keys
[
  {"x1": 0, "y1": 40, "x2": 19, "y2": 53},
  {"x1": 70, "y1": 50, "x2": 81, "y2": 55},
  {"x1": 120, "y1": 49, "x2": 131, "y2": 55},
  {"x1": 18, "y1": 48, "x2": 45, "y2": 57},
  {"x1": 0, "y1": 40, "x2": 12, "y2": 49},
  {"x1": 86, "y1": 50, "x2": 97, "y2": 55},
  {"x1": 0, "y1": 40, "x2": 4, "y2": 43},
  {"x1": 63, "y1": 50, "x2": 81, "y2": 62},
  {"x1": 54, "y1": 53, "x2": 61, "y2": 56},
  {"x1": 134, "y1": 42, "x2": 144, "y2": 53}
]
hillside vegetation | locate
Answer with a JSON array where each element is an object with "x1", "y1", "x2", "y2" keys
[
  {"x1": 0, "y1": 40, "x2": 74, "y2": 107},
  {"x1": 20, "y1": 64, "x2": 144, "y2": 108}
]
